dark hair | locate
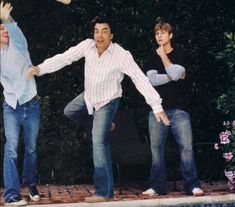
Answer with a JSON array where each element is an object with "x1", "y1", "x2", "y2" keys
[
  {"x1": 92, "y1": 16, "x2": 115, "y2": 34},
  {"x1": 0, "y1": 19, "x2": 2, "y2": 25}
]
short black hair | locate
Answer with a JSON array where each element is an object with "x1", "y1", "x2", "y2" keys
[{"x1": 92, "y1": 16, "x2": 115, "y2": 34}]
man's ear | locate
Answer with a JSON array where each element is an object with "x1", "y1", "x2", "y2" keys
[
  {"x1": 169, "y1": 33, "x2": 173, "y2": 39},
  {"x1": 111, "y1": 34, "x2": 114, "y2": 39}
]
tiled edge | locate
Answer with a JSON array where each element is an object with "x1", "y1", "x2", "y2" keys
[{"x1": 26, "y1": 194, "x2": 235, "y2": 207}]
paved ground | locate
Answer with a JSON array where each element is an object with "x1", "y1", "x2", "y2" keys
[{"x1": 1, "y1": 180, "x2": 235, "y2": 206}]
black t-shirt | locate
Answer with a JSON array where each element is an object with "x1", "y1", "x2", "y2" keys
[{"x1": 144, "y1": 49, "x2": 188, "y2": 111}]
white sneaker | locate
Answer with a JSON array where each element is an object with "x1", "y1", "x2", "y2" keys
[
  {"x1": 192, "y1": 187, "x2": 204, "y2": 196},
  {"x1": 28, "y1": 185, "x2": 40, "y2": 201},
  {"x1": 5, "y1": 196, "x2": 27, "y2": 206},
  {"x1": 142, "y1": 188, "x2": 158, "y2": 196}
]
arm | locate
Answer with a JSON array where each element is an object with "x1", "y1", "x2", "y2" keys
[
  {"x1": 156, "y1": 46, "x2": 185, "y2": 81},
  {"x1": 165, "y1": 64, "x2": 185, "y2": 81},
  {"x1": 120, "y1": 52, "x2": 170, "y2": 125},
  {"x1": 0, "y1": 2, "x2": 27, "y2": 51},
  {"x1": 146, "y1": 70, "x2": 171, "y2": 86},
  {"x1": 27, "y1": 39, "x2": 89, "y2": 79}
]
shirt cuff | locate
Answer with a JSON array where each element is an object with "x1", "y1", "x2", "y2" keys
[
  {"x1": 152, "y1": 104, "x2": 163, "y2": 113},
  {"x1": 37, "y1": 65, "x2": 46, "y2": 76}
]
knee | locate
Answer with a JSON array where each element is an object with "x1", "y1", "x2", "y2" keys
[{"x1": 4, "y1": 142, "x2": 18, "y2": 159}]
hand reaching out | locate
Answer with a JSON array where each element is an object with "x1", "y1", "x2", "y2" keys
[
  {"x1": 26, "y1": 66, "x2": 40, "y2": 80},
  {"x1": 0, "y1": 1, "x2": 13, "y2": 22}
]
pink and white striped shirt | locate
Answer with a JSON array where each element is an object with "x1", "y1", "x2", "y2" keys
[{"x1": 38, "y1": 39, "x2": 163, "y2": 114}]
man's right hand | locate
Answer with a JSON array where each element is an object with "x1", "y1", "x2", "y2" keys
[
  {"x1": 26, "y1": 66, "x2": 40, "y2": 80},
  {"x1": 0, "y1": 1, "x2": 13, "y2": 22},
  {"x1": 154, "y1": 111, "x2": 170, "y2": 126}
]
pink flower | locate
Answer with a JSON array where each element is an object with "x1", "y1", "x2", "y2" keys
[
  {"x1": 223, "y1": 121, "x2": 231, "y2": 126},
  {"x1": 217, "y1": 122, "x2": 235, "y2": 190},
  {"x1": 223, "y1": 152, "x2": 233, "y2": 161},
  {"x1": 219, "y1": 130, "x2": 231, "y2": 144},
  {"x1": 225, "y1": 170, "x2": 235, "y2": 181},
  {"x1": 214, "y1": 143, "x2": 219, "y2": 150}
]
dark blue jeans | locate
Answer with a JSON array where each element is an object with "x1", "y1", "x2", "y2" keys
[
  {"x1": 3, "y1": 97, "x2": 40, "y2": 202},
  {"x1": 148, "y1": 109, "x2": 200, "y2": 195},
  {"x1": 64, "y1": 92, "x2": 120, "y2": 198}
]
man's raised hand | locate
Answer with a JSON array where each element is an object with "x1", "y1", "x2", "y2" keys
[{"x1": 0, "y1": 1, "x2": 13, "y2": 22}]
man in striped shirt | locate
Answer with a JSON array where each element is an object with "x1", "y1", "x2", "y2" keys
[{"x1": 27, "y1": 17, "x2": 169, "y2": 203}]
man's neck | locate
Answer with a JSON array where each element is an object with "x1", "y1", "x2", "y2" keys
[
  {"x1": 164, "y1": 44, "x2": 173, "y2": 54},
  {"x1": 97, "y1": 49, "x2": 105, "y2": 57}
]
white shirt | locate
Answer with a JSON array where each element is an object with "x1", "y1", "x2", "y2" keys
[{"x1": 38, "y1": 39, "x2": 163, "y2": 114}]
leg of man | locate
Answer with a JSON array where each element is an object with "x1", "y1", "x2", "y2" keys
[
  {"x1": 148, "y1": 111, "x2": 169, "y2": 195},
  {"x1": 3, "y1": 101, "x2": 22, "y2": 202},
  {"x1": 92, "y1": 98, "x2": 120, "y2": 198},
  {"x1": 64, "y1": 92, "x2": 88, "y2": 122},
  {"x1": 170, "y1": 109, "x2": 200, "y2": 194},
  {"x1": 22, "y1": 97, "x2": 40, "y2": 196}
]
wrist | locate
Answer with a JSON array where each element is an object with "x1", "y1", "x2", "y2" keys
[{"x1": 1, "y1": 17, "x2": 12, "y2": 24}]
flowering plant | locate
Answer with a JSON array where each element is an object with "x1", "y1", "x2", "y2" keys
[{"x1": 214, "y1": 120, "x2": 235, "y2": 190}]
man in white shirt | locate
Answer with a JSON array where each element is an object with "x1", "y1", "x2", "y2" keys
[{"x1": 27, "y1": 17, "x2": 169, "y2": 203}]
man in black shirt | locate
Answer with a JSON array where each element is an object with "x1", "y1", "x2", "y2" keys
[{"x1": 142, "y1": 22, "x2": 204, "y2": 196}]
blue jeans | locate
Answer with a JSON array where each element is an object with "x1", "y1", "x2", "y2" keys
[
  {"x1": 64, "y1": 92, "x2": 120, "y2": 198},
  {"x1": 148, "y1": 109, "x2": 200, "y2": 195},
  {"x1": 3, "y1": 97, "x2": 40, "y2": 202}
]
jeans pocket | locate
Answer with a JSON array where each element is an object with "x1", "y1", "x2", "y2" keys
[{"x1": 3, "y1": 101, "x2": 11, "y2": 109}]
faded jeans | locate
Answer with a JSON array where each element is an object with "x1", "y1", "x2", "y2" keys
[
  {"x1": 3, "y1": 97, "x2": 40, "y2": 202},
  {"x1": 148, "y1": 109, "x2": 200, "y2": 195},
  {"x1": 64, "y1": 92, "x2": 120, "y2": 198}
]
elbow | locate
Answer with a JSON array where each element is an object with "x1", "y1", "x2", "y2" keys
[
  {"x1": 168, "y1": 74, "x2": 181, "y2": 81},
  {"x1": 166, "y1": 64, "x2": 185, "y2": 81}
]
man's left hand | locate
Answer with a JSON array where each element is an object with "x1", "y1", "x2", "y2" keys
[{"x1": 154, "y1": 111, "x2": 170, "y2": 126}]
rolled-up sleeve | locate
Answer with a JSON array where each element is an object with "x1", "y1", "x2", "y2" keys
[{"x1": 165, "y1": 63, "x2": 185, "y2": 81}]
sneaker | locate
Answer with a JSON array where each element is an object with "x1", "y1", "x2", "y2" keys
[
  {"x1": 28, "y1": 185, "x2": 40, "y2": 201},
  {"x1": 142, "y1": 188, "x2": 158, "y2": 196},
  {"x1": 5, "y1": 195, "x2": 27, "y2": 206},
  {"x1": 192, "y1": 187, "x2": 204, "y2": 196},
  {"x1": 84, "y1": 195, "x2": 112, "y2": 203}
]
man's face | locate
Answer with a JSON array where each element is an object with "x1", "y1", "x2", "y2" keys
[
  {"x1": 155, "y1": 29, "x2": 172, "y2": 46},
  {"x1": 0, "y1": 24, "x2": 9, "y2": 47},
  {"x1": 94, "y1": 23, "x2": 113, "y2": 52}
]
